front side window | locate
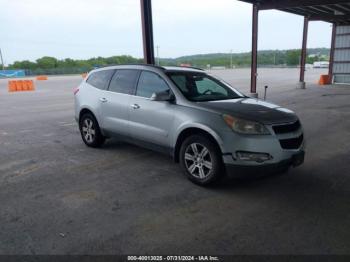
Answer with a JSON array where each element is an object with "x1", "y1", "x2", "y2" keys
[
  {"x1": 167, "y1": 72, "x2": 244, "y2": 102},
  {"x1": 86, "y1": 70, "x2": 114, "y2": 90},
  {"x1": 136, "y1": 71, "x2": 169, "y2": 98},
  {"x1": 108, "y1": 69, "x2": 139, "y2": 95}
]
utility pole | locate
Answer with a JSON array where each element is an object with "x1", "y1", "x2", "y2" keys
[
  {"x1": 156, "y1": 45, "x2": 160, "y2": 66},
  {"x1": 230, "y1": 49, "x2": 233, "y2": 69},
  {"x1": 0, "y1": 48, "x2": 5, "y2": 70}
]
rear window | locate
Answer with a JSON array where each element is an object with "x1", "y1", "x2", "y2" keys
[
  {"x1": 86, "y1": 70, "x2": 114, "y2": 90},
  {"x1": 108, "y1": 69, "x2": 140, "y2": 95}
]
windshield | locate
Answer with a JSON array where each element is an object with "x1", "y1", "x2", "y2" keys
[{"x1": 166, "y1": 71, "x2": 244, "y2": 102}]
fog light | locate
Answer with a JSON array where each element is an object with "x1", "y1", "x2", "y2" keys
[{"x1": 236, "y1": 151, "x2": 272, "y2": 163}]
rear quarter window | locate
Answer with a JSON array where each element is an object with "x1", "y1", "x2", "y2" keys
[{"x1": 86, "y1": 70, "x2": 115, "y2": 90}]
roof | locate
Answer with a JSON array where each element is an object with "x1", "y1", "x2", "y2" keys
[{"x1": 239, "y1": 0, "x2": 350, "y2": 25}]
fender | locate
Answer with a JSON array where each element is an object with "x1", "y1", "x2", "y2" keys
[
  {"x1": 79, "y1": 105, "x2": 102, "y2": 126},
  {"x1": 174, "y1": 121, "x2": 225, "y2": 153}
]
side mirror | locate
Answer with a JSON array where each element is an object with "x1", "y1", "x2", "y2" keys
[{"x1": 150, "y1": 90, "x2": 175, "y2": 101}]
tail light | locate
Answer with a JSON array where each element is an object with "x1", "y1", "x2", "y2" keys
[{"x1": 73, "y1": 87, "x2": 80, "y2": 95}]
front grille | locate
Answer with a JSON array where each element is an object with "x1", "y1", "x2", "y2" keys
[
  {"x1": 273, "y1": 120, "x2": 301, "y2": 134},
  {"x1": 279, "y1": 134, "x2": 303, "y2": 150}
]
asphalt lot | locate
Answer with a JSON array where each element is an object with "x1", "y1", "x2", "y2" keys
[{"x1": 0, "y1": 68, "x2": 350, "y2": 254}]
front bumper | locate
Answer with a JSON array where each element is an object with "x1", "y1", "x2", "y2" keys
[{"x1": 225, "y1": 150, "x2": 305, "y2": 178}]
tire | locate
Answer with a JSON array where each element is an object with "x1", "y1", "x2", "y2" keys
[
  {"x1": 179, "y1": 135, "x2": 223, "y2": 186},
  {"x1": 79, "y1": 113, "x2": 105, "y2": 148}
]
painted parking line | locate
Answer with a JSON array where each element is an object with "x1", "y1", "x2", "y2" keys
[
  {"x1": 60, "y1": 123, "x2": 76, "y2": 127},
  {"x1": 19, "y1": 129, "x2": 34, "y2": 133}
]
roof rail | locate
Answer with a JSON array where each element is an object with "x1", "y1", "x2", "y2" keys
[
  {"x1": 167, "y1": 65, "x2": 205, "y2": 71},
  {"x1": 95, "y1": 64, "x2": 205, "y2": 72},
  {"x1": 95, "y1": 63, "x2": 166, "y2": 70}
]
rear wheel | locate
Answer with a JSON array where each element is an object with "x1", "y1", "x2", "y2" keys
[
  {"x1": 179, "y1": 135, "x2": 223, "y2": 185},
  {"x1": 79, "y1": 113, "x2": 105, "y2": 147}
]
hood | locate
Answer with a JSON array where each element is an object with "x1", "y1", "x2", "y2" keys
[{"x1": 196, "y1": 98, "x2": 298, "y2": 125}]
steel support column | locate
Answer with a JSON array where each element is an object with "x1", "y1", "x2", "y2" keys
[
  {"x1": 299, "y1": 17, "x2": 309, "y2": 88},
  {"x1": 140, "y1": 0, "x2": 155, "y2": 64},
  {"x1": 250, "y1": 4, "x2": 259, "y2": 95},
  {"x1": 328, "y1": 23, "x2": 337, "y2": 83}
]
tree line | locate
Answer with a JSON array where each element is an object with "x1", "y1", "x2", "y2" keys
[
  {"x1": 165, "y1": 48, "x2": 330, "y2": 68},
  {"x1": 7, "y1": 56, "x2": 142, "y2": 75},
  {"x1": 6, "y1": 48, "x2": 329, "y2": 75}
]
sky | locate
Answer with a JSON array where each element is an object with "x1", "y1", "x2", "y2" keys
[{"x1": 0, "y1": 0, "x2": 332, "y2": 65}]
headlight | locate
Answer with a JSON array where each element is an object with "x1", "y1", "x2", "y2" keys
[{"x1": 223, "y1": 114, "x2": 270, "y2": 135}]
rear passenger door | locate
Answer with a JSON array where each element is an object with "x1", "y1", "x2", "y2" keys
[
  {"x1": 85, "y1": 69, "x2": 115, "y2": 121},
  {"x1": 129, "y1": 71, "x2": 175, "y2": 149},
  {"x1": 100, "y1": 69, "x2": 140, "y2": 136}
]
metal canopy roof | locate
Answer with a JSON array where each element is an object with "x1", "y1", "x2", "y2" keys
[{"x1": 239, "y1": 0, "x2": 350, "y2": 24}]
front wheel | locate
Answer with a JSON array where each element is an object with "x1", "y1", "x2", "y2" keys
[
  {"x1": 79, "y1": 113, "x2": 105, "y2": 148},
  {"x1": 179, "y1": 135, "x2": 223, "y2": 185}
]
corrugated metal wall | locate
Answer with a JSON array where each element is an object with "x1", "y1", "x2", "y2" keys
[{"x1": 333, "y1": 25, "x2": 350, "y2": 84}]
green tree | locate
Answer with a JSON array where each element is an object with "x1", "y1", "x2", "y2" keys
[
  {"x1": 36, "y1": 56, "x2": 58, "y2": 69},
  {"x1": 57, "y1": 58, "x2": 77, "y2": 68},
  {"x1": 286, "y1": 50, "x2": 300, "y2": 65},
  {"x1": 10, "y1": 60, "x2": 37, "y2": 70}
]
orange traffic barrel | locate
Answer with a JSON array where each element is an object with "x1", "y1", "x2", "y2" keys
[
  {"x1": 8, "y1": 81, "x2": 16, "y2": 92},
  {"x1": 8, "y1": 80, "x2": 35, "y2": 92},
  {"x1": 22, "y1": 80, "x2": 29, "y2": 91},
  {"x1": 16, "y1": 80, "x2": 23, "y2": 91},
  {"x1": 28, "y1": 80, "x2": 35, "y2": 90},
  {"x1": 36, "y1": 75, "x2": 48, "y2": 80},
  {"x1": 318, "y1": 75, "x2": 330, "y2": 85},
  {"x1": 23, "y1": 80, "x2": 33, "y2": 90}
]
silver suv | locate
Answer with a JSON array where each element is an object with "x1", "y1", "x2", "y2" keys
[{"x1": 74, "y1": 65, "x2": 305, "y2": 185}]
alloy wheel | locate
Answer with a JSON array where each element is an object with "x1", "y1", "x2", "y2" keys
[
  {"x1": 82, "y1": 118, "x2": 96, "y2": 143},
  {"x1": 184, "y1": 143, "x2": 213, "y2": 179}
]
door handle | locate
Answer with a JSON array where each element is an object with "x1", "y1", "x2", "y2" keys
[
  {"x1": 131, "y1": 104, "x2": 140, "y2": 109},
  {"x1": 99, "y1": 98, "x2": 108, "y2": 103}
]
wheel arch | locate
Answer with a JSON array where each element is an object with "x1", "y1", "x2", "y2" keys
[
  {"x1": 79, "y1": 107, "x2": 98, "y2": 123},
  {"x1": 173, "y1": 126, "x2": 224, "y2": 163}
]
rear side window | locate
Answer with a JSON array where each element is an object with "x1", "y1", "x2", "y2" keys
[
  {"x1": 136, "y1": 71, "x2": 169, "y2": 98},
  {"x1": 86, "y1": 70, "x2": 114, "y2": 90},
  {"x1": 108, "y1": 70, "x2": 139, "y2": 95}
]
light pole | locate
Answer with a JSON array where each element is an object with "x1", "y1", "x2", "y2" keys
[
  {"x1": 230, "y1": 49, "x2": 233, "y2": 69},
  {"x1": 0, "y1": 48, "x2": 5, "y2": 70}
]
